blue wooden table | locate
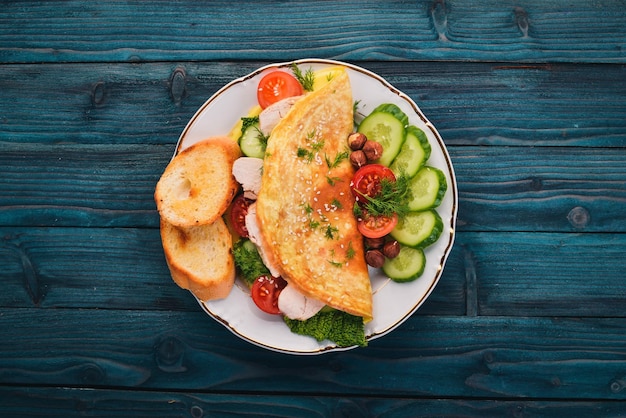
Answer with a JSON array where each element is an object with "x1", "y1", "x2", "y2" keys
[{"x1": 1, "y1": 1, "x2": 626, "y2": 416}]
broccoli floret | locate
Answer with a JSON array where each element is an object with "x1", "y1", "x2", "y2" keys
[
  {"x1": 232, "y1": 239, "x2": 269, "y2": 287},
  {"x1": 284, "y1": 309, "x2": 367, "y2": 347}
]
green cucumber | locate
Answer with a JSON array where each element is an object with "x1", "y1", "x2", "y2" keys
[
  {"x1": 390, "y1": 210, "x2": 443, "y2": 249},
  {"x1": 382, "y1": 245, "x2": 425, "y2": 282},
  {"x1": 406, "y1": 166, "x2": 447, "y2": 211},
  {"x1": 372, "y1": 103, "x2": 410, "y2": 126},
  {"x1": 390, "y1": 125, "x2": 431, "y2": 178},
  {"x1": 357, "y1": 104, "x2": 407, "y2": 167},
  {"x1": 239, "y1": 122, "x2": 267, "y2": 158}
]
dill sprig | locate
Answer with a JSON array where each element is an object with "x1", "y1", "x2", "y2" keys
[
  {"x1": 240, "y1": 116, "x2": 259, "y2": 133},
  {"x1": 325, "y1": 150, "x2": 350, "y2": 169},
  {"x1": 239, "y1": 116, "x2": 268, "y2": 146},
  {"x1": 355, "y1": 175, "x2": 412, "y2": 218},
  {"x1": 346, "y1": 241, "x2": 356, "y2": 259},
  {"x1": 324, "y1": 224, "x2": 339, "y2": 240},
  {"x1": 291, "y1": 64, "x2": 315, "y2": 92},
  {"x1": 254, "y1": 126, "x2": 269, "y2": 147},
  {"x1": 297, "y1": 147, "x2": 314, "y2": 162}
]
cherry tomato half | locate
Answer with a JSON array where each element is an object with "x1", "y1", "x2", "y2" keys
[
  {"x1": 229, "y1": 194, "x2": 250, "y2": 238},
  {"x1": 251, "y1": 275, "x2": 287, "y2": 315},
  {"x1": 357, "y1": 211, "x2": 398, "y2": 239},
  {"x1": 257, "y1": 70, "x2": 303, "y2": 109},
  {"x1": 350, "y1": 164, "x2": 396, "y2": 202}
]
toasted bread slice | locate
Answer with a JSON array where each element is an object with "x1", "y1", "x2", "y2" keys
[
  {"x1": 160, "y1": 217, "x2": 235, "y2": 301},
  {"x1": 155, "y1": 137, "x2": 241, "y2": 227}
]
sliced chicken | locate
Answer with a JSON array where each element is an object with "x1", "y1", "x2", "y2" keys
[
  {"x1": 278, "y1": 284, "x2": 325, "y2": 321},
  {"x1": 232, "y1": 157, "x2": 263, "y2": 200},
  {"x1": 245, "y1": 202, "x2": 281, "y2": 278},
  {"x1": 258, "y1": 95, "x2": 302, "y2": 136}
]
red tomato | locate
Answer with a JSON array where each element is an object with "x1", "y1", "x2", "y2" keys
[
  {"x1": 257, "y1": 70, "x2": 303, "y2": 109},
  {"x1": 357, "y1": 211, "x2": 398, "y2": 239},
  {"x1": 351, "y1": 164, "x2": 396, "y2": 202},
  {"x1": 229, "y1": 194, "x2": 250, "y2": 238},
  {"x1": 251, "y1": 275, "x2": 287, "y2": 315}
]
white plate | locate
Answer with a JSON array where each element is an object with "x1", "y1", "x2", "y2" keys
[{"x1": 175, "y1": 59, "x2": 458, "y2": 354}]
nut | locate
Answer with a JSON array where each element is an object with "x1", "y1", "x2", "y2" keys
[
  {"x1": 348, "y1": 132, "x2": 367, "y2": 150},
  {"x1": 382, "y1": 240, "x2": 401, "y2": 259},
  {"x1": 362, "y1": 140, "x2": 383, "y2": 161},
  {"x1": 365, "y1": 249, "x2": 386, "y2": 268},
  {"x1": 350, "y1": 150, "x2": 367, "y2": 169},
  {"x1": 364, "y1": 237, "x2": 385, "y2": 249}
]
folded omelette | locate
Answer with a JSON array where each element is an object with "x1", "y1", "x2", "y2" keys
[{"x1": 256, "y1": 68, "x2": 373, "y2": 321}]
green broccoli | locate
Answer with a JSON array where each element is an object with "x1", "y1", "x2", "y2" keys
[
  {"x1": 284, "y1": 309, "x2": 367, "y2": 347},
  {"x1": 232, "y1": 239, "x2": 269, "y2": 287}
]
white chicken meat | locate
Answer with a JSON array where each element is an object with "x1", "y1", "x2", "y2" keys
[
  {"x1": 232, "y1": 157, "x2": 263, "y2": 200},
  {"x1": 258, "y1": 95, "x2": 302, "y2": 136},
  {"x1": 244, "y1": 202, "x2": 282, "y2": 278},
  {"x1": 278, "y1": 284, "x2": 325, "y2": 321}
]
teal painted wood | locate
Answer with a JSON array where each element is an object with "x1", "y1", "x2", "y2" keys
[
  {"x1": 0, "y1": 143, "x2": 166, "y2": 228},
  {"x1": 0, "y1": 226, "x2": 465, "y2": 315},
  {"x1": 460, "y1": 232, "x2": 626, "y2": 317},
  {"x1": 1, "y1": 0, "x2": 625, "y2": 411},
  {"x1": 1, "y1": 62, "x2": 624, "y2": 147},
  {"x1": 1, "y1": 387, "x2": 625, "y2": 418},
  {"x1": 1, "y1": 143, "x2": 625, "y2": 232},
  {"x1": 1, "y1": 227, "x2": 626, "y2": 316},
  {"x1": 1, "y1": 309, "x2": 626, "y2": 399},
  {"x1": 452, "y1": 146, "x2": 626, "y2": 233},
  {"x1": 1, "y1": 0, "x2": 625, "y2": 64}
]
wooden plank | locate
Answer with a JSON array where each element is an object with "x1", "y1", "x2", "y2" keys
[
  {"x1": 1, "y1": 309, "x2": 626, "y2": 399},
  {"x1": 466, "y1": 232, "x2": 626, "y2": 317},
  {"x1": 451, "y1": 146, "x2": 626, "y2": 232},
  {"x1": 1, "y1": 1, "x2": 625, "y2": 64},
  {"x1": 1, "y1": 62, "x2": 624, "y2": 147},
  {"x1": 1, "y1": 226, "x2": 625, "y2": 316},
  {"x1": 1, "y1": 142, "x2": 625, "y2": 232},
  {"x1": 0, "y1": 143, "x2": 166, "y2": 228},
  {"x1": 0, "y1": 226, "x2": 465, "y2": 315},
  {"x1": 1, "y1": 387, "x2": 625, "y2": 417}
]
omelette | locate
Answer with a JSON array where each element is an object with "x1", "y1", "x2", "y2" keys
[{"x1": 255, "y1": 68, "x2": 373, "y2": 321}]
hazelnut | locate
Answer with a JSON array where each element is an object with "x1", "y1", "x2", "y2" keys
[
  {"x1": 348, "y1": 132, "x2": 367, "y2": 150},
  {"x1": 362, "y1": 140, "x2": 383, "y2": 161},
  {"x1": 365, "y1": 249, "x2": 386, "y2": 268},
  {"x1": 350, "y1": 150, "x2": 367, "y2": 169},
  {"x1": 382, "y1": 240, "x2": 401, "y2": 259},
  {"x1": 364, "y1": 237, "x2": 385, "y2": 249}
]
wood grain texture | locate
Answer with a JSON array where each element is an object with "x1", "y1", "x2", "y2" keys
[
  {"x1": 1, "y1": 62, "x2": 624, "y2": 147},
  {"x1": 1, "y1": 142, "x2": 625, "y2": 233},
  {"x1": 1, "y1": 387, "x2": 625, "y2": 418},
  {"x1": 0, "y1": 143, "x2": 166, "y2": 228},
  {"x1": 460, "y1": 232, "x2": 626, "y2": 317},
  {"x1": 2, "y1": 227, "x2": 625, "y2": 317},
  {"x1": 1, "y1": 0, "x2": 625, "y2": 64},
  {"x1": 1, "y1": 0, "x2": 626, "y2": 412},
  {"x1": 1, "y1": 308, "x2": 626, "y2": 400},
  {"x1": 452, "y1": 146, "x2": 626, "y2": 232},
  {"x1": 0, "y1": 226, "x2": 465, "y2": 315}
]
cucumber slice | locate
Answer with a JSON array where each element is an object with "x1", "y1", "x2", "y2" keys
[
  {"x1": 407, "y1": 166, "x2": 447, "y2": 211},
  {"x1": 239, "y1": 123, "x2": 267, "y2": 158},
  {"x1": 390, "y1": 210, "x2": 443, "y2": 249},
  {"x1": 357, "y1": 104, "x2": 407, "y2": 167},
  {"x1": 382, "y1": 245, "x2": 425, "y2": 282},
  {"x1": 390, "y1": 126, "x2": 431, "y2": 178},
  {"x1": 372, "y1": 103, "x2": 409, "y2": 126}
]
